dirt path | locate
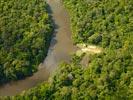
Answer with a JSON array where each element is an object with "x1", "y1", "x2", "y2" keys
[{"x1": 76, "y1": 44, "x2": 102, "y2": 55}]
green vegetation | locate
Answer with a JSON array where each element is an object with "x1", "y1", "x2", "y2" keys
[
  {"x1": 63, "y1": 0, "x2": 133, "y2": 49},
  {"x1": 0, "y1": 0, "x2": 53, "y2": 83},
  {"x1": 1, "y1": 0, "x2": 133, "y2": 99},
  {"x1": 3, "y1": 52, "x2": 133, "y2": 99}
]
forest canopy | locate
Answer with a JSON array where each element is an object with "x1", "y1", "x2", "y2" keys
[
  {"x1": 0, "y1": 0, "x2": 53, "y2": 83},
  {"x1": 1, "y1": 0, "x2": 133, "y2": 99}
]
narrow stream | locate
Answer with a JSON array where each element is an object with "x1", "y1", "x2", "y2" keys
[{"x1": 0, "y1": 0, "x2": 77, "y2": 96}]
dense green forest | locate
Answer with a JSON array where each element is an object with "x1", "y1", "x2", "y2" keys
[
  {"x1": 0, "y1": 0, "x2": 53, "y2": 83},
  {"x1": 1, "y1": 0, "x2": 133, "y2": 99}
]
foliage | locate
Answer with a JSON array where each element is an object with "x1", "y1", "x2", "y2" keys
[
  {"x1": 0, "y1": 0, "x2": 53, "y2": 83},
  {"x1": 1, "y1": 0, "x2": 133, "y2": 99},
  {"x1": 63, "y1": 0, "x2": 133, "y2": 48}
]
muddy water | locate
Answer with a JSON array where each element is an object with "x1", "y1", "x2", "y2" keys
[{"x1": 0, "y1": 0, "x2": 77, "y2": 96}]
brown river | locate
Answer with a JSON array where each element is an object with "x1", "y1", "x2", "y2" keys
[{"x1": 0, "y1": 0, "x2": 77, "y2": 96}]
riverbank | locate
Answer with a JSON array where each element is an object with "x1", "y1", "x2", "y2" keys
[{"x1": 0, "y1": 0, "x2": 77, "y2": 96}]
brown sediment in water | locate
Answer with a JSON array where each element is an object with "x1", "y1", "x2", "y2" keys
[{"x1": 0, "y1": 0, "x2": 77, "y2": 96}]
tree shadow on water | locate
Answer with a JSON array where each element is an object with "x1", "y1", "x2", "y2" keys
[{"x1": 46, "y1": 4, "x2": 59, "y2": 50}]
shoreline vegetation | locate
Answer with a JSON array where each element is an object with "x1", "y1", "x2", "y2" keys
[
  {"x1": 1, "y1": 0, "x2": 133, "y2": 99},
  {"x1": 0, "y1": 0, "x2": 53, "y2": 84}
]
